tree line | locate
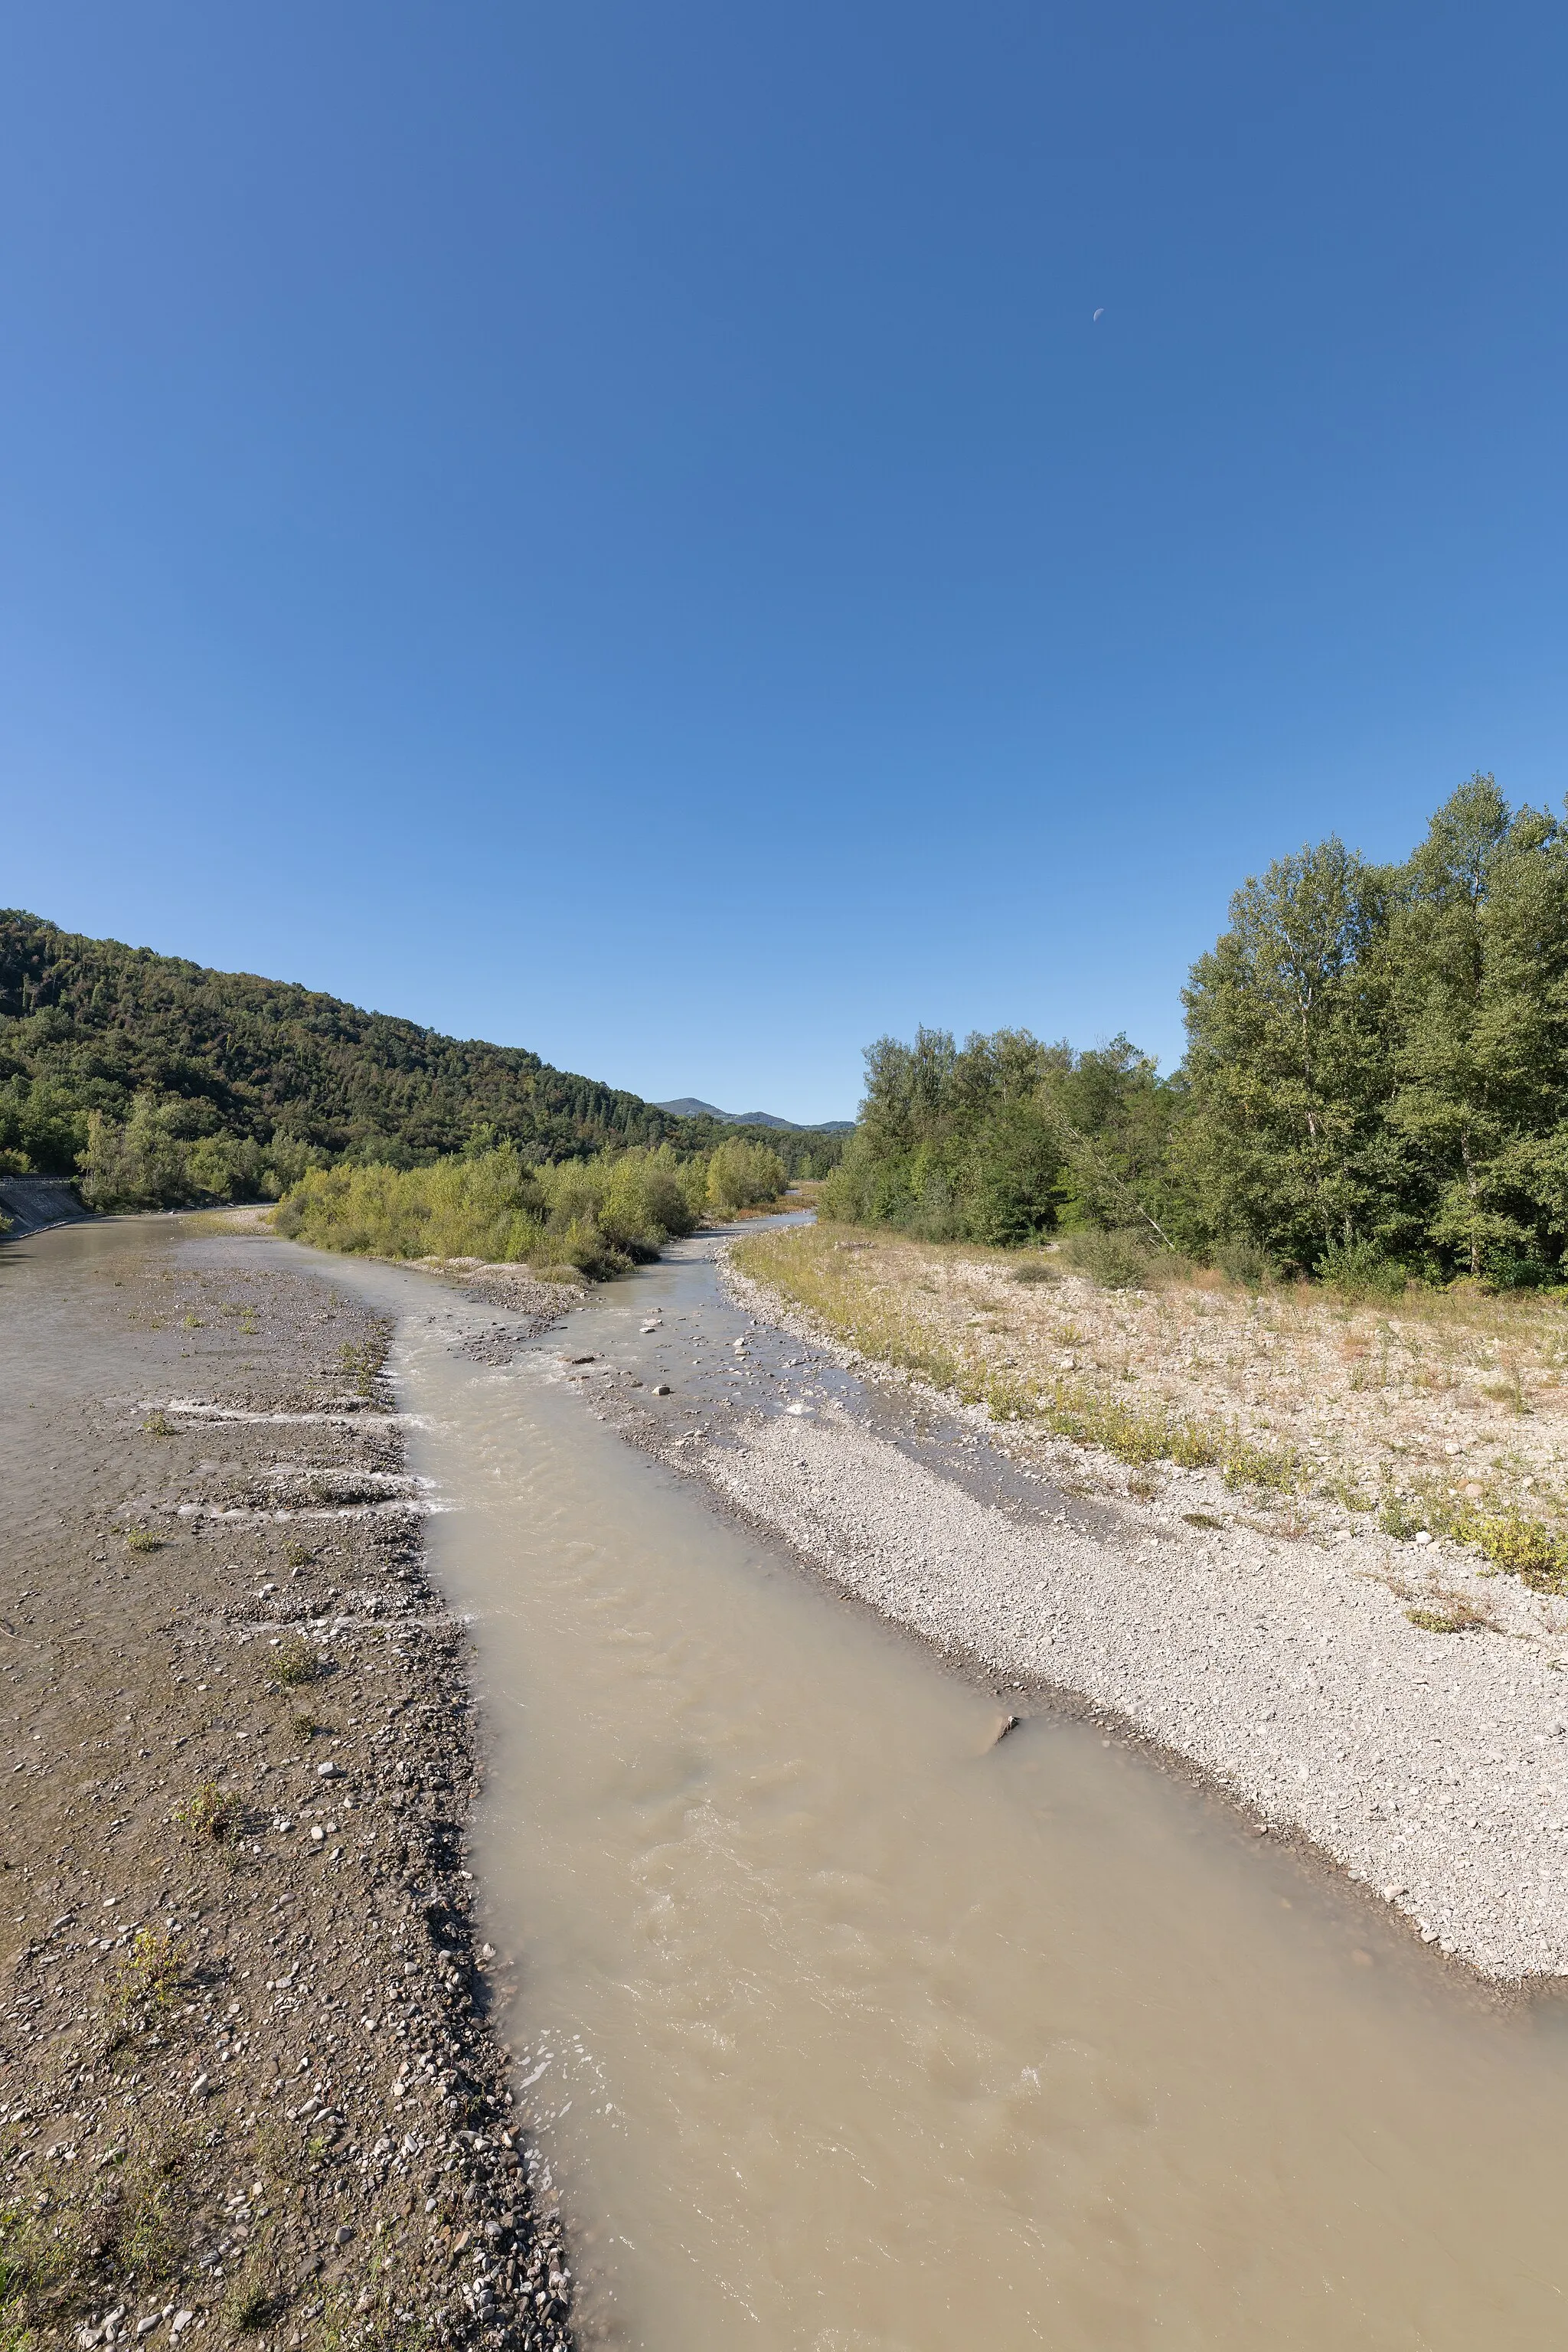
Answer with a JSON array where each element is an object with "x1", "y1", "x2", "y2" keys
[
  {"x1": 825, "y1": 776, "x2": 1568, "y2": 1287},
  {"x1": 0, "y1": 912, "x2": 841, "y2": 1208}
]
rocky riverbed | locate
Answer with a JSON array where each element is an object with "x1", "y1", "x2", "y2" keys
[{"x1": 0, "y1": 1225, "x2": 573, "y2": 2351}]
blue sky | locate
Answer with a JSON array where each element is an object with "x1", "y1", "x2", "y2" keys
[{"x1": 4, "y1": 3, "x2": 1566, "y2": 1122}]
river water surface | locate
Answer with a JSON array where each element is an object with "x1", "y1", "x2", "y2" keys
[{"x1": 263, "y1": 1230, "x2": 1568, "y2": 2352}]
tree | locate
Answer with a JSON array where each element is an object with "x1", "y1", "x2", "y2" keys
[
  {"x1": 1178, "y1": 838, "x2": 1394, "y2": 1266},
  {"x1": 1383, "y1": 778, "x2": 1568, "y2": 1282}
]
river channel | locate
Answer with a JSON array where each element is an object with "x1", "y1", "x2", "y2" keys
[{"x1": 265, "y1": 1227, "x2": 1568, "y2": 2352}]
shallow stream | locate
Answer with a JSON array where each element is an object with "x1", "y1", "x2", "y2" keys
[{"x1": 299, "y1": 1233, "x2": 1568, "y2": 2351}]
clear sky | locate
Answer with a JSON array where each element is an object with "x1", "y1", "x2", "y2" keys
[{"x1": 4, "y1": 4, "x2": 1566, "y2": 1122}]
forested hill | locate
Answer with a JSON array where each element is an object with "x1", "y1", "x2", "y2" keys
[{"x1": 0, "y1": 910, "x2": 829, "y2": 1190}]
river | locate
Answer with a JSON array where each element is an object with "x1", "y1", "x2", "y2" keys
[{"x1": 279, "y1": 1227, "x2": 1568, "y2": 2351}]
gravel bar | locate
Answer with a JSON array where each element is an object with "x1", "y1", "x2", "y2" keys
[{"x1": 577, "y1": 1232, "x2": 1568, "y2": 1986}]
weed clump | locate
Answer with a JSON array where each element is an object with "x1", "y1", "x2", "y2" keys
[
  {"x1": 1452, "y1": 1509, "x2": 1568, "y2": 1591},
  {"x1": 173, "y1": 1781, "x2": 243, "y2": 1842},
  {"x1": 141, "y1": 1410, "x2": 177, "y2": 1437},
  {"x1": 123, "y1": 1524, "x2": 162, "y2": 1553},
  {"x1": 1011, "y1": 1257, "x2": 1060, "y2": 1285},
  {"x1": 1406, "y1": 1596, "x2": 1496, "y2": 1634},
  {"x1": 115, "y1": 1926, "x2": 181, "y2": 2011},
  {"x1": 1222, "y1": 1442, "x2": 1299, "y2": 1494},
  {"x1": 273, "y1": 1634, "x2": 327, "y2": 1688}
]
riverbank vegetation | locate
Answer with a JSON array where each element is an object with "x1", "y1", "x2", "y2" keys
[
  {"x1": 826, "y1": 776, "x2": 1568, "y2": 1292},
  {"x1": 733, "y1": 1217, "x2": 1568, "y2": 1581},
  {"x1": 0, "y1": 911, "x2": 840, "y2": 1207},
  {"x1": 275, "y1": 1135, "x2": 789, "y2": 1278}
]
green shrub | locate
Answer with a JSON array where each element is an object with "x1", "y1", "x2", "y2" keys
[
  {"x1": 1318, "y1": 1239, "x2": 1407, "y2": 1301},
  {"x1": 707, "y1": 1137, "x2": 787, "y2": 1214},
  {"x1": 1214, "y1": 1238, "x2": 1271, "y2": 1288},
  {"x1": 1223, "y1": 1441, "x2": 1299, "y2": 1494},
  {"x1": 276, "y1": 1140, "x2": 704, "y2": 1277},
  {"x1": 1057, "y1": 1227, "x2": 1161, "y2": 1289}
]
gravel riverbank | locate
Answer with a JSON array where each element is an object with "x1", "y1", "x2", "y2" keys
[
  {"x1": 0, "y1": 1223, "x2": 573, "y2": 2351},
  {"x1": 569, "y1": 1232, "x2": 1568, "y2": 1988}
]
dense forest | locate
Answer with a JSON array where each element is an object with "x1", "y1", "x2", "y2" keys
[
  {"x1": 825, "y1": 776, "x2": 1568, "y2": 1288},
  {"x1": 0, "y1": 913, "x2": 841, "y2": 1207}
]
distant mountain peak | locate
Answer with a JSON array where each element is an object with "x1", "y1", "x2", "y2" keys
[{"x1": 656, "y1": 1097, "x2": 853, "y2": 1133}]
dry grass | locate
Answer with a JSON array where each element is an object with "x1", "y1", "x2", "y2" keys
[{"x1": 733, "y1": 1222, "x2": 1568, "y2": 1566}]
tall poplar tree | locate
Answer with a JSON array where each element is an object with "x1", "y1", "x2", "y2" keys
[
  {"x1": 1178, "y1": 838, "x2": 1395, "y2": 1267},
  {"x1": 1383, "y1": 777, "x2": 1568, "y2": 1282}
]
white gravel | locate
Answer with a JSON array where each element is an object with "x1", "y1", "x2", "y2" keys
[{"x1": 704, "y1": 1258, "x2": 1568, "y2": 1983}]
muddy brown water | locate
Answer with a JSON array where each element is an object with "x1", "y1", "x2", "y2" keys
[{"x1": 17, "y1": 1220, "x2": 1568, "y2": 2345}]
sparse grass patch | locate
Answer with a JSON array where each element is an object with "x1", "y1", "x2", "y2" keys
[
  {"x1": 123, "y1": 1524, "x2": 162, "y2": 1553},
  {"x1": 1452, "y1": 1509, "x2": 1568, "y2": 1592},
  {"x1": 286, "y1": 1708, "x2": 330, "y2": 1747},
  {"x1": 141, "y1": 1410, "x2": 177, "y2": 1437},
  {"x1": 173, "y1": 1781, "x2": 243, "y2": 1843},
  {"x1": 339, "y1": 1331, "x2": 390, "y2": 1397},
  {"x1": 273, "y1": 1634, "x2": 328, "y2": 1688},
  {"x1": 283, "y1": 1540, "x2": 318, "y2": 1569},
  {"x1": 1183, "y1": 1511, "x2": 1224, "y2": 1529},
  {"x1": 1221, "y1": 1442, "x2": 1299, "y2": 1494},
  {"x1": 1406, "y1": 1594, "x2": 1499, "y2": 1634}
]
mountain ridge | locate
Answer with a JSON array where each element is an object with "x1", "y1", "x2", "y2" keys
[{"x1": 655, "y1": 1096, "x2": 854, "y2": 1132}]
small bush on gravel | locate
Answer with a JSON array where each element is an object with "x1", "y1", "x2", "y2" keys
[
  {"x1": 116, "y1": 1926, "x2": 181, "y2": 2011},
  {"x1": 1222, "y1": 1439, "x2": 1307, "y2": 1495},
  {"x1": 1222, "y1": 1441, "x2": 1299, "y2": 1494},
  {"x1": 273, "y1": 1634, "x2": 327, "y2": 1687},
  {"x1": 1452, "y1": 1508, "x2": 1568, "y2": 1590},
  {"x1": 123, "y1": 1524, "x2": 162, "y2": 1553},
  {"x1": 1320, "y1": 1239, "x2": 1407, "y2": 1301},
  {"x1": 1057, "y1": 1229, "x2": 1161, "y2": 1289},
  {"x1": 141, "y1": 1410, "x2": 177, "y2": 1437},
  {"x1": 1213, "y1": 1239, "x2": 1272, "y2": 1289},
  {"x1": 283, "y1": 1540, "x2": 318, "y2": 1568},
  {"x1": 1011, "y1": 1257, "x2": 1060, "y2": 1285},
  {"x1": 224, "y1": 2268, "x2": 285, "y2": 2333},
  {"x1": 174, "y1": 1782, "x2": 243, "y2": 1843}
]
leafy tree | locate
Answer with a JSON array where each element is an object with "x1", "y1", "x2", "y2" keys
[
  {"x1": 1178, "y1": 838, "x2": 1396, "y2": 1266},
  {"x1": 1382, "y1": 778, "x2": 1568, "y2": 1282}
]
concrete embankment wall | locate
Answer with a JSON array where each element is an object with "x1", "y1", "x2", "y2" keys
[{"x1": 0, "y1": 1176, "x2": 91, "y2": 1236}]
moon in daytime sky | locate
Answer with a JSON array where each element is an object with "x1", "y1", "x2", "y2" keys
[{"x1": 1093, "y1": 306, "x2": 1104, "y2": 320}]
